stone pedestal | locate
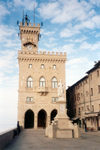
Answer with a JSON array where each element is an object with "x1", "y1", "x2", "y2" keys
[{"x1": 45, "y1": 97, "x2": 79, "y2": 138}]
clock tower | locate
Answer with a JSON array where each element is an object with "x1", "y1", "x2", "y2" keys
[
  {"x1": 18, "y1": 13, "x2": 66, "y2": 130},
  {"x1": 19, "y1": 14, "x2": 40, "y2": 52}
]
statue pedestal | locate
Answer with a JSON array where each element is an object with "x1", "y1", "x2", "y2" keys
[{"x1": 45, "y1": 97, "x2": 79, "y2": 139}]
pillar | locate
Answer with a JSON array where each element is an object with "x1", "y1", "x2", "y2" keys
[
  {"x1": 47, "y1": 116, "x2": 50, "y2": 127},
  {"x1": 34, "y1": 115, "x2": 37, "y2": 129}
]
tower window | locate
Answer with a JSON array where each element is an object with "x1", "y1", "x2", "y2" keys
[
  {"x1": 91, "y1": 88, "x2": 93, "y2": 96},
  {"x1": 41, "y1": 64, "x2": 45, "y2": 69},
  {"x1": 52, "y1": 77, "x2": 57, "y2": 88},
  {"x1": 29, "y1": 64, "x2": 32, "y2": 68},
  {"x1": 53, "y1": 65, "x2": 56, "y2": 69},
  {"x1": 27, "y1": 77, "x2": 33, "y2": 88},
  {"x1": 26, "y1": 97, "x2": 33, "y2": 102},
  {"x1": 39, "y1": 77, "x2": 45, "y2": 87}
]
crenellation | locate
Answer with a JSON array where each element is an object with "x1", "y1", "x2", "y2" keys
[{"x1": 18, "y1": 50, "x2": 66, "y2": 58}]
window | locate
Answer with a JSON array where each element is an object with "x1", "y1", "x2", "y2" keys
[
  {"x1": 39, "y1": 77, "x2": 45, "y2": 87},
  {"x1": 27, "y1": 77, "x2": 33, "y2": 88},
  {"x1": 90, "y1": 74, "x2": 92, "y2": 80},
  {"x1": 92, "y1": 105, "x2": 94, "y2": 112},
  {"x1": 52, "y1": 97, "x2": 58, "y2": 102},
  {"x1": 98, "y1": 85, "x2": 100, "y2": 93},
  {"x1": 78, "y1": 108, "x2": 80, "y2": 115},
  {"x1": 29, "y1": 64, "x2": 32, "y2": 68},
  {"x1": 41, "y1": 64, "x2": 45, "y2": 69},
  {"x1": 91, "y1": 88, "x2": 93, "y2": 96},
  {"x1": 97, "y1": 70, "x2": 99, "y2": 77},
  {"x1": 52, "y1": 77, "x2": 57, "y2": 88},
  {"x1": 26, "y1": 97, "x2": 33, "y2": 102},
  {"x1": 53, "y1": 65, "x2": 56, "y2": 69},
  {"x1": 77, "y1": 93, "x2": 80, "y2": 101}
]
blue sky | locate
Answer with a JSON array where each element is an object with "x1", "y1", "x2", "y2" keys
[{"x1": 0, "y1": 0, "x2": 100, "y2": 132}]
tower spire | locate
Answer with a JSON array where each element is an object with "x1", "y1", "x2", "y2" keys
[
  {"x1": 33, "y1": 2, "x2": 35, "y2": 24},
  {"x1": 22, "y1": 10, "x2": 24, "y2": 25}
]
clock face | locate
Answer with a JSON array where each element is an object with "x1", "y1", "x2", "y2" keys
[{"x1": 27, "y1": 45, "x2": 32, "y2": 50}]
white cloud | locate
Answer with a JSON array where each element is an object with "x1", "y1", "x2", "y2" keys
[
  {"x1": 60, "y1": 28, "x2": 80, "y2": 38},
  {"x1": 89, "y1": 0, "x2": 100, "y2": 6},
  {"x1": 38, "y1": 2, "x2": 60, "y2": 20},
  {"x1": 14, "y1": 0, "x2": 37, "y2": 10},
  {"x1": 66, "y1": 57, "x2": 93, "y2": 86},
  {"x1": 61, "y1": 44, "x2": 75, "y2": 54},
  {"x1": 0, "y1": 24, "x2": 20, "y2": 48},
  {"x1": 41, "y1": 29, "x2": 55, "y2": 36},
  {"x1": 0, "y1": 3, "x2": 9, "y2": 20},
  {"x1": 74, "y1": 15, "x2": 100, "y2": 31},
  {"x1": 80, "y1": 41, "x2": 100, "y2": 51},
  {"x1": 38, "y1": 0, "x2": 94, "y2": 24}
]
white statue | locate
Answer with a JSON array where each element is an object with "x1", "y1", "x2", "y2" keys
[{"x1": 58, "y1": 80, "x2": 64, "y2": 98}]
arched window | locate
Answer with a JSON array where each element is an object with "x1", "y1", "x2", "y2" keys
[
  {"x1": 52, "y1": 77, "x2": 57, "y2": 88},
  {"x1": 39, "y1": 77, "x2": 45, "y2": 87},
  {"x1": 27, "y1": 77, "x2": 33, "y2": 88}
]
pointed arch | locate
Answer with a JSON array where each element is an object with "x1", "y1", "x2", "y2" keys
[
  {"x1": 50, "y1": 109, "x2": 57, "y2": 123},
  {"x1": 27, "y1": 76, "x2": 33, "y2": 88},
  {"x1": 24, "y1": 109, "x2": 34, "y2": 128},
  {"x1": 38, "y1": 109, "x2": 47, "y2": 128},
  {"x1": 39, "y1": 76, "x2": 45, "y2": 87},
  {"x1": 51, "y1": 77, "x2": 57, "y2": 88}
]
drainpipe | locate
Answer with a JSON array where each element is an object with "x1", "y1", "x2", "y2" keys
[{"x1": 89, "y1": 75, "x2": 92, "y2": 111}]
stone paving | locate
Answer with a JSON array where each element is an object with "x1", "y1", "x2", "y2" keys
[{"x1": 4, "y1": 129, "x2": 100, "y2": 150}]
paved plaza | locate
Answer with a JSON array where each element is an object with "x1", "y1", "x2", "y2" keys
[{"x1": 4, "y1": 129, "x2": 100, "y2": 150}]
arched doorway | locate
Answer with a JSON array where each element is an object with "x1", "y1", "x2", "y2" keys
[
  {"x1": 24, "y1": 109, "x2": 34, "y2": 129},
  {"x1": 50, "y1": 109, "x2": 57, "y2": 123},
  {"x1": 38, "y1": 109, "x2": 47, "y2": 128}
]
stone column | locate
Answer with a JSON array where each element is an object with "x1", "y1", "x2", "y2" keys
[
  {"x1": 47, "y1": 116, "x2": 50, "y2": 127},
  {"x1": 34, "y1": 115, "x2": 38, "y2": 129}
]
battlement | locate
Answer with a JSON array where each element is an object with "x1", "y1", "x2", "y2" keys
[
  {"x1": 20, "y1": 22, "x2": 40, "y2": 28},
  {"x1": 18, "y1": 50, "x2": 66, "y2": 56},
  {"x1": 19, "y1": 22, "x2": 40, "y2": 34}
]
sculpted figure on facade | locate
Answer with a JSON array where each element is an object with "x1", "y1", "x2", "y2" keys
[{"x1": 58, "y1": 79, "x2": 65, "y2": 98}]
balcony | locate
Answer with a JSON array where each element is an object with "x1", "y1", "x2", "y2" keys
[{"x1": 37, "y1": 87, "x2": 48, "y2": 95}]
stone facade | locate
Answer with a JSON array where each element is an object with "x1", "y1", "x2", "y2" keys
[
  {"x1": 67, "y1": 61, "x2": 100, "y2": 131},
  {"x1": 18, "y1": 19, "x2": 66, "y2": 129}
]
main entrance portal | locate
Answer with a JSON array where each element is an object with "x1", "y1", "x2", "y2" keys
[
  {"x1": 38, "y1": 109, "x2": 47, "y2": 128},
  {"x1": 25, "y1": 109, "x2": 34, "y2": 129}
]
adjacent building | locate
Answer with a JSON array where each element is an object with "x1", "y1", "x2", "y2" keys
[
  {"x1": 18, "y1": 15, "x2": 66, "y2": 129},
  {"x1": 67, "y1": 61, "x2": 100, "y2": 131}
]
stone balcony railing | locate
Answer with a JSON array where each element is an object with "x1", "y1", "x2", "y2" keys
[{"x1": 37, "y1": 87, "x2": 48, "y2": 95}]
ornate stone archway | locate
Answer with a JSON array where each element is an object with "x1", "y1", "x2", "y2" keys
[
  {"x1": 24, "y1": 109, "x2": 34, "y2": 129},
  {"x1": 38, "y1": 109, "x2": 47, "y2": 128}
]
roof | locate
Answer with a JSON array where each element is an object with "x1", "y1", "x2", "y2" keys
[
  {"x1": 68, "y1": 75, "x2": 88, "y2": 89},
  {"x1": 87, "y1": 60, "x2": 100, "y2": 74}
]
